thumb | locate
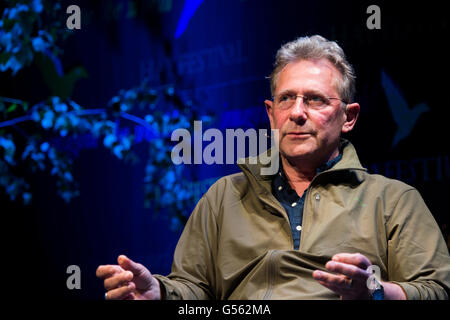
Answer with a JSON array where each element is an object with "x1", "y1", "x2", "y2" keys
[
  {"x1": 118, "y1": 255, "x2": 154, "y2": 292},
  {"x1": 118, "y1": 255, "x2": 148, "y2": 277}
]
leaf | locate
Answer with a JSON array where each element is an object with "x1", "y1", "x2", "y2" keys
[
  {"x1": 35, "y1": 53, "x2": 88, "y2": 99},
  {"x1": 2, "y1": 18, "x2": 16, "y2": 31},
  {"x1": 7, "y1": 103, "x2": 17, "y2": 113},
  {"x1": 0, "y1": 52, "x2": 10, "y2": 64}
]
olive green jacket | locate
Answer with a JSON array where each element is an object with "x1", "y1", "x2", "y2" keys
[{"x1": 154, "y1": 140, "x2": 450, "y2": 299}]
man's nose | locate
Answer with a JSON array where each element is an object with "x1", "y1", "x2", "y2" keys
[{"x1": 289, "y1": 97, "x2": 308, "y2": 121}]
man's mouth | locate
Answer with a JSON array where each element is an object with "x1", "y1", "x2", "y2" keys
[{"x1": 286, "y1": 132, "x2": 312, "y2": 137}]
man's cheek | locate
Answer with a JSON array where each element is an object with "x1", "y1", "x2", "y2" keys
[{"x1": 275, "y1": 117, "x2": 286, "y2": 129}]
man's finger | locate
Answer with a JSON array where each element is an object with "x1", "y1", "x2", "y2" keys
[
  {"x1": 124, "y1": 292, "x2": 136, "y2": 300},
  {"x1": 331, "y1": 253, "x2": 371, "y2": 269},
  {"x1": 317, "y1": 279, "x2": 345, "y2": 296},
  {"x1": 313, "y1": 270, "x2": 351, "y2": 288},
  {"x1": 118, "y1": 255, "x2": 147, "y2": 277},
  {"x1": 104, "y1": 270, "x2": 134, "y2": 290},
  {"x1": 325, "y1": 261, "x2": 369, "y2": 282},
  {"x1": 105, "y1": 283, "x2": 134, "y2": 300},
  {"x1": 313, "y1": 270, "x2": 351, "y2": 295},
  {"x1": 96, "y1": 265, "x2": 123, "y2": 279}
]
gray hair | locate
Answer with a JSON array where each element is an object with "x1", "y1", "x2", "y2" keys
[{"x1": 269, "y1": 35, "x2": 356, "y2": 103}]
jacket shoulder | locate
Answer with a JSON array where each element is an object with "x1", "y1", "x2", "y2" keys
[
  {"x1": 205, "y1": 172, "x2": 249, "y2": 200},
  {"x1": 362, "y1": 171, "x2": 417, "y2": 194},
  {"x1": 197, "y1": 172, "x2": 252, "y2": 217},
  {"x1": 358, "y1": 171, "x2": 425, "y2": 219}
]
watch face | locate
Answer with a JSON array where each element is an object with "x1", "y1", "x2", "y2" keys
[{"x1": 372, "y1": 287, "x2": 385, "y2": 300}]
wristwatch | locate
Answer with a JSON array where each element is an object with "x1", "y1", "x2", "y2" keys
[{"x1": 369, "y1": 278, "x2": 384, "y2": 300}]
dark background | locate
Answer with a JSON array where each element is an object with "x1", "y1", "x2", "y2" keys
[{"x1": 2, "y1": 0, "x2": 449, "y2": 300}]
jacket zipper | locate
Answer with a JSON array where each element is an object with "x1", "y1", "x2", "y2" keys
[
  {"x1": 263, "y1": 249, "x2": 280, "y2": 300},
  {"x1": 298, "y1": 168, "x2": 364, "y2": 251},
  {"x1": 299, "y1": 191, "x2": 309, "y2": 250},
  {"x1": 251, "y1": 168, "x2": 367, "y2": 252}
]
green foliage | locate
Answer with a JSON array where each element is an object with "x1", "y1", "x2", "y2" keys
[
  {"x1": 0, "y1": 0, "x2": 68, "y2": 75},
  {"x1": 0, "y1": 0, "x2": 211, "y2": 231}
]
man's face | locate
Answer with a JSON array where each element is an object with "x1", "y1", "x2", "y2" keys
[{"x1": 265, "y1": 58, "x2": 359, "y2": 164}]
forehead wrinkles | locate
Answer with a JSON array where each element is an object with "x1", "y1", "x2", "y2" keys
[{"x1": 275, "y1": 59, "x2": 343, "y2": 96}]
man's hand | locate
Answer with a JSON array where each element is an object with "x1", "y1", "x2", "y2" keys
[
  {"x1": 312, "y1": 253, "x2": 373, "y2": 299},
  {"x1": 312, "y1": 252, "x2": 407, "y2": 300},
  {"x1": 96, "y1": 255, "x2": 161, "y2": 300}
]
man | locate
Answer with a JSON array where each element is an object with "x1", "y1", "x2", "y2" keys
[{"x1": 96, "y1": 35, "x2": 450, "y2": 300}]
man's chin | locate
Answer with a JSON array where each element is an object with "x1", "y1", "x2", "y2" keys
[
  {"x1": 280, "y1": 142, "x2": 316, "y2": 159},
  {"x1": 281, "y1": 148, "x2": 315, "y2": 162}
]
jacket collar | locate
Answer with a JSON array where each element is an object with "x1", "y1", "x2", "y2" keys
[{"x1": 238, "y1": 139, "x2": 367, "y2": 191}]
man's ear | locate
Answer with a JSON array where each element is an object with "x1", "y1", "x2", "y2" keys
[
  {"x1": 265, "y1": 99, "x2": 274, "y2": 128},
  {"x1": 341, "y1": 102, "x2": 360, "y2": 133}
]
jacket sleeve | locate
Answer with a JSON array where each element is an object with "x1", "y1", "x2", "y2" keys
[
  {"x1": 153, "y1": 193, "x2": 218, "y2": 300},
  {"x1": 387, "y1": 188, "x2": 450, "y2": 300}
]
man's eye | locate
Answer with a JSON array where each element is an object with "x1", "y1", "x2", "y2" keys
[
  {"x1": 309, "y1": 95, "x2": 325, "y2": 102},
  {"x1": 279, "y1": 95, "x2": 290, "y2": 101}
]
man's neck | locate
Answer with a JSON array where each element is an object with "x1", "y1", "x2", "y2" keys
[{"x1": 281, "y1": 147, "x2": 340, "y2": 196}]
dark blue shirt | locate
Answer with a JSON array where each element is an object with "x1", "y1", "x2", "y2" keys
[{"x1": 271, "y1": 153, "x2": 343, "y2": 250}]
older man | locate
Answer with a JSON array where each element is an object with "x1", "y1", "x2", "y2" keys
[{"x1": 96, "y1": 35, "x2": 450, "y2": 300}]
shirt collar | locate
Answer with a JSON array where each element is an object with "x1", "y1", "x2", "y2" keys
[
  {"x1": 273, "y1": 150, "x2": 343, "y2": 199},
  {"x1": 277, "y1": 146, "x2": 344, "y2": 182}
]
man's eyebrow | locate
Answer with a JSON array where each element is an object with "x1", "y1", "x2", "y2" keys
[
  {"x1": 276, "y1": 88, "x2": 328, "y2": 96},
  {"x1": 302, "y1": 89, "x2": 327, "y2": 96},
  {"x1": 276, "y1": 89, "x2": 297, "y2": 96}
]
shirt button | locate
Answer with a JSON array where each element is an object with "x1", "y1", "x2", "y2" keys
[
  {"x1": 315, "y1": 193, "x2": 320, "y2": 200},
  {"x1": 278, "y1": 186, "x2": 283, "y2": 191},
  {"x1": 291, "y1": 202, "x2": 297, "y2": 207},
  {"x1": 296, "y1": 225, "x2": 302, "y2": 231}
]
